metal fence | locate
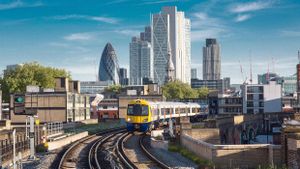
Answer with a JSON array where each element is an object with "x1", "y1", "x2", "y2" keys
[
  {"x1": 0, "y1": 133, "x2": 29, "y2": 166},
  {"x1": 46, "y1": 121, "x2": 63, "y2": 136}
]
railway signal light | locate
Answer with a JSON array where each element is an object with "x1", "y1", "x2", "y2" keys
[{"x1": 14, "y1": 96, "x2": 24, "y2": 103}]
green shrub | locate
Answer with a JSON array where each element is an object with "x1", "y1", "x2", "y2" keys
[{"x1": 168, "y1": 143, "x2": 214, "y2": 168}]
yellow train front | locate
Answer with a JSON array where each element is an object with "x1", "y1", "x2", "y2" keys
[{"x1": 126, "y1": 99, "x2": 152, "y2": 132}]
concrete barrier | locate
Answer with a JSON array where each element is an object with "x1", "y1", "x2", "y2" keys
[
  {"x1": 47, "y1": 131, "x2": 88, "y2": 151},
  {"x1": 80, "y1": 119, "x2": 98, "y2": 124}
]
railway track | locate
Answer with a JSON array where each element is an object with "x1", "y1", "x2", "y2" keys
[
  {"x1": 139, "y1": 134, "x2": 170, "y2": 169},
  {"x1": 122, "y1": 132, "x2": 171, "y2": 169},
  {"x1": 53, "y1": 128, "x2": 170, "y2": 169},
  {"x1": 53, "y1": 127, "x2": 125, "y2": 169}
]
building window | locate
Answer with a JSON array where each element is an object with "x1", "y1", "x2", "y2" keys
[
  {"x1": 247, "y1": 94, "x2": 253, "y2": 100},
  {"x1": 61, "y1": 78, "x2": 65, "y2": 88},
  {"x1": 259, "y1": 102, "x2": 264, "y2": 107},
  {"x1": 247, "y1": 101, "x2": 253, "y2": 107},
  {"x1": 259, "y1": 94, "x2": 264, "y2": 100},
  {"x1": 247, "y1": 109, "x2": 253, "y2": 114}
]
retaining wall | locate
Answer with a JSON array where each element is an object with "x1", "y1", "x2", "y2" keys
[
  {"x1": 181, "y1": 133, "x2": 282, "y2": 168},
  {"x1": 47, "y1": 131, "x2": 88, "y2": 151}
]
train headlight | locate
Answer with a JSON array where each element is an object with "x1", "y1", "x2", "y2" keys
[
  {"x1": 143, "y1": 118, "x2": 148, "y2": 122},
  {"x1": 127, "y1": 118, "x2": 131, "y2": 122}
]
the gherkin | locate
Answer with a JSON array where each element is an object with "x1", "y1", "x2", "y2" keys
[{"x1": 98, "y1": 43, "x2": 120, "y2": 84}]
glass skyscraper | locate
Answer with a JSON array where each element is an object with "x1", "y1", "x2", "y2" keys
[{"x1": 98, "y1": 43, "x2": 120, "y2": 85}]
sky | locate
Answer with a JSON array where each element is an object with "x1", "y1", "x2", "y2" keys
[{"x1": 0, "y1": 0, "x2": 300, "y2": 84}]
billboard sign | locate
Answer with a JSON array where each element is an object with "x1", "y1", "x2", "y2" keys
[{"x1": 26, "y1": 85, "x2": 40, "y2": 93}]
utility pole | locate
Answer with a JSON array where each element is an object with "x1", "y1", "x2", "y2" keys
[
  {"x1": 13, "y1": 129, "x2": 16, "y2": 169},
  {"x1": 29, "y1": 116, "x2": 35, "y2": 159}
]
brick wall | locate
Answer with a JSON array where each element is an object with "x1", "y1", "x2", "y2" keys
[{"x1": 185, "y1": 128, "x2": 220, "y2": 144}]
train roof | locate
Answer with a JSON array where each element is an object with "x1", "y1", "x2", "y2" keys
[
  {"x1": 128, "y1": 99, "x2": 202, "y2": 108},
  {"x1": 149, "y1": 101, "x2": 201, "y2": 108}
]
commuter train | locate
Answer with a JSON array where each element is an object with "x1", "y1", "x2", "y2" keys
[{"x1": 126, "y1": 99, "x2": 205, "y2": 132}]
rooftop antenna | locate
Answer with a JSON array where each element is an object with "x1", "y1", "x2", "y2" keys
[
  {"x1": 249, "y1": 50, "x2": 253, "y2": 84},
  {"x1": 238, "y1": 60, "x2": 245, "y2": 83}
]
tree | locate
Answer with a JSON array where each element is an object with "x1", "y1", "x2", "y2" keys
[
  {"x1": 104, "y1": 84, "x2": 122, "y2": 94},
  {"x1": 0, "y1": 62, "x2": 71, "y2": 102},
  {"x1": 162, "y1": 80, "x2": 198, "y2": 100},
  {"x1": 196, "y1": 87, "x2": 210, "y2": 99}
]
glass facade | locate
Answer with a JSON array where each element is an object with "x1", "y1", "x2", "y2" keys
[{"x1": 99, "y1": 43, "x2": 120, "y2": 84}]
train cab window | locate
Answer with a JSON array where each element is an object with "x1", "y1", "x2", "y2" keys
[
  {"x1": 127, "y1": 105, "x2": 134, "y2": 115},
  {"x1": 127, "y1": 104, "x2": 148, "y2": 116}
]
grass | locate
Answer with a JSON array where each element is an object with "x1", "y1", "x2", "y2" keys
[
  {"x1": 168, "y1": 142, "x2": 214, "y2": 168},
  {"x1": 64, "y1": 119, "x2": 126, "y2": 134}
]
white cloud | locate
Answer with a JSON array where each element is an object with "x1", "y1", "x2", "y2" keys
[
  {"x1": 191, "y1": 28, "x2": 226, "y2": 42},
  {"x1": 113, "y1": 29, "x2": 140, "y2": 36},
  {"x1": 280, "y1": 30, "x2": 300, "y2": 37},
  {"x1": 230, "y1": 0, "x2": 275, "y2": 13},
  {"x1": 50, "y1": 14, "x2": 119, "y2": 24},
  {"x1": 64, "y1": 33, "x2": 94, "y2": 41},
  {"x1": 235, "y1": 14, "x2": 251, "y2": 22},
  {"x1": 0, "y1": 0, "x2": 43, "y2": 10},
  {"x1": 190, "y1": 12, "x2": 228, "y2": 42}
]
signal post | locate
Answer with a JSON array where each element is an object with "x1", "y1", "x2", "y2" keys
[{"x1": 14, "y1": 94, "x2": 37, "y2": 160}]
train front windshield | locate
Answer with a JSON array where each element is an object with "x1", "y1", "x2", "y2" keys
[{"x1": 127, "y1": 104, "x2": 148, "y2": 116}]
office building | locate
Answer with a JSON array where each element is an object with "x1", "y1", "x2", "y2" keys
[
  {"x1": 119, "y1": 68, "x2": 129, "y2": 86},
  {"x1": 130, "y1": 27, "x2": 153, "y2": 85},
  {"x1": 203, "y1": 39, "x2": 221, "y2": 80},
  {"x1": 191, "y1": 78, "x2": 230, "y2": 93},
  {"x1": 140, "y1": 26, "x2": 151, "y2": 43},
  {"x1": 152, "y1": 6, "x2": 191, "y2": 85},
  {"x1": 10, "y1": 77, "x2": 90, "y2": 123},
  {"x1": 208, "y1": 92, "x2": 242, "y2": 115},
  {"x1": 80, "y1": 81, "x2": 113, "y2": 94},
  {"x1": 191, "y1": 68, "x2": 197, "y2": 79},
  {"x1": 282, "y1": 75, "x2": 297, "y2": 95},
  {"x1": 241, "y1": 81, "x2": 282, "y2": 114},
  {"x1": 3, "y1": 64, "x2": 23, "y2": 75},
  {"x1": 257, "y1": 72, "x2": 282, "y2": 84},
  {"x1": 98, "y1": 43, "x2": 120, "y2": 85}
]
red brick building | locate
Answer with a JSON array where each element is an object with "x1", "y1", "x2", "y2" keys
[{"x1": 97, "y1": 99, "x2": 118, "y2": 120}]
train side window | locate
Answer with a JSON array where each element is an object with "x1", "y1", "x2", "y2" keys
[{"x1": 141, "y1": 106, "x2": 148, "y2": 116}]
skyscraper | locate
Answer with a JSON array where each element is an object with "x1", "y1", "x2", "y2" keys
[
  {"x1": 130, "y1": 27, "x2": 153, "y2": 85},
  {"x1": 119, "y1": 68, "x2": 129, "y2": 86},
  {"x1": 203, "y1": 38, "x2": 221, "y2": 80},
  {"x1": 140, "y1": 26, "x2": 151, "y2": 43},
  {"x1": 152, "y1": 6, "x2": 191, "y2": 85},
  {"x1": 191, "y1": 68, "x2": 197, "y2": 79},
  {"x1": 98, "y1": 43, "x2": 120, "y2": 84}
]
